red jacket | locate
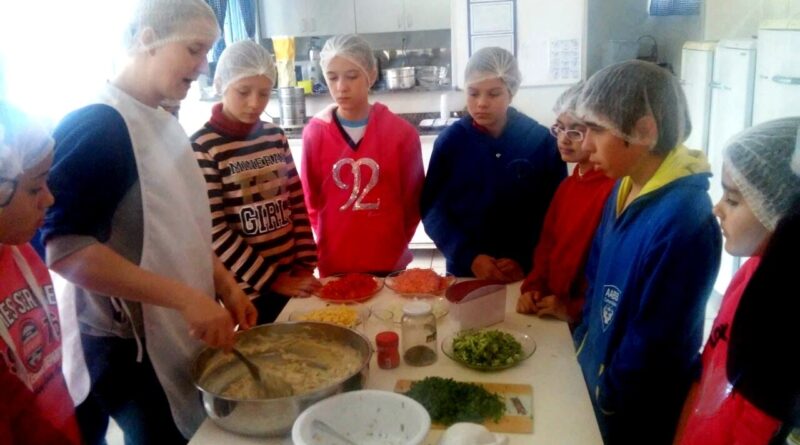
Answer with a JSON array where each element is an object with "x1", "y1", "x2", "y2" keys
[
  {"x1": 678, "y1": 257, "x2": 781, "y2": 445},
  {"x1": 0, "y1": 244, "x2": 81, "y2": 445},
  {"x1": 520, "y1": 167, "x2": 615, "y2": 323},
  {"x1": 301, "y1": 103, "x2": 424, "y2": 277}
]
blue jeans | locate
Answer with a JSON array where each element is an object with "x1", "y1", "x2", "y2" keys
[{"x1": 77, "y1": 334, "x2": 187, "y2": 445}]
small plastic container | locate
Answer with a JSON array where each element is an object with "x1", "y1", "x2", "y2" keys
[
  {"x1": 401, "y1": 301, "x2": 438, "y2": 366},
  {"x1": 375, "y1": 331, "x2": 400, "y2": 369},
  {"x1": 446, "y1": 280, "x2": 506, "y2": 330}
]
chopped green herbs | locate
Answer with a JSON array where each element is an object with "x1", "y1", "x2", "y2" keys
[
  {"x1": 404, "y1": 377, "x2": 506, "y2": 425},
  {"x1": 453, "y1": 329, "x2": 523, "y2": 368}
]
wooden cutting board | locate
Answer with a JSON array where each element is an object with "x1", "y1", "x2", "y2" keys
[{"x1": 394, "y1": 379, "x2": 533, "y2": 434}]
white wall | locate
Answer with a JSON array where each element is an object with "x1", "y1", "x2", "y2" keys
[
  {"x1": 586, "y1": 0, "x2": 704, "y2": 76},
  {"x1": 449, "y1": 0, "x2": 584, "y2": 125},
  {"x1": 704, "y1": 0, "x2": 800, "y2": 40}
]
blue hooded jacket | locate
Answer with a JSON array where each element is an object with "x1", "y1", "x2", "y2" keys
[
  {"x1": 574, "y1": 150, "x2": 721, "y2": 444},
  {"x1": 420, "y1": 108, "x2": 566, "y2": 276}
]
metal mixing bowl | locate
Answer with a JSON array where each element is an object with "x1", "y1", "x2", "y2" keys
[
  {"x1": 383, "y1": 67, "x2": 416, "y2": 90},
  {"x1": 190, "y1": 322, "x2": 372, "y2": 437}
]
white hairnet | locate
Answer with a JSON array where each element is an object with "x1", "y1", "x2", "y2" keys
[
  {"x1": 553, "y1": 81, "x2": 584, "y2": 117},
  {"x1": 320, "y1": 34, "x2": 377, "y2": 82},
  {"x1": 215, "y1": 40, "x2": 276, "y2": 94},
  {"x1": 464, "y1": 47, "x2": 522, "y2": 96},
  {"x1": 577, "y1": 60, "x2": 691, "y2": 155},
  {"x1": 0, "y1": 102, "x2": 54, "y2": 207},
  {"x1": 124, "y1": 0, "x2": 219, "y2": 54},
  {"x1": 724, "y1": 117, "x2": 800, "y2": 232}
]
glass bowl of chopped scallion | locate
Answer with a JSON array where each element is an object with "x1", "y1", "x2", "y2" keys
[{"x1": 441, "y1": 328, "x2": 536, "y2": 371}]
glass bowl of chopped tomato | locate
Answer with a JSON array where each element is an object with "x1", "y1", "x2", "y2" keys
[
  {"x1": 385, "y1": 268, "x2": 456, "y2": 298},
  {"x1": 317, "y1": 273, "x2": 383, "y2": 303}
]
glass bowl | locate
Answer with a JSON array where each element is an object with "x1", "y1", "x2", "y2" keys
[
  {"x1": 317, "y1": 273, "x2": 383, "y2": 303},
  {"x1": 289, "y1": 303, "x2": 369, "y2": 330},
  {"x1": 384, "y1": 269, "x2": 456, "y2": 298},
  {"x1": 441, "y1": 328, "x2": 536, "y2": 371},
  {"x1": 369, "y1": 297, "x2": 449, "y2": 325}
]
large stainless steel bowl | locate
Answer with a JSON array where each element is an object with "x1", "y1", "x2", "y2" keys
[
  {"x1": 190, "y1": 322, "x2": 372, "y2": 437},
  {"x1": 383, "y1": 67, "x2": 416, "y2": 90},
  {"x1": 415, "y1": 65, "x2": 449, "y2": 88}
]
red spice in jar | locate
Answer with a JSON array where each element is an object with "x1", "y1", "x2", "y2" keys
[{"x1": 375, "y1": 331, "x2": 400, "y2": 369}]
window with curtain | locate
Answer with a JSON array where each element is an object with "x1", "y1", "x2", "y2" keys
[
  {"x1": 649, "y1": 0, "x2": 701, "y2": 16},
  {"x1": 207, "y1": 0, "x2": 256, "y2": 61}
]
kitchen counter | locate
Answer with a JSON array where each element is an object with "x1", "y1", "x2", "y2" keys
[{"x1": 188, "y1": 282, "x2": 602, "y2": 445}]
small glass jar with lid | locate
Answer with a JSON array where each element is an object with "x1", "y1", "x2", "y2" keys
[{"x1": 401, "y1": 301, "x2": 437, "y2": 366}]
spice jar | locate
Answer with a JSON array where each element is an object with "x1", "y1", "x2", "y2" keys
[
  {"x1": 375, "y1": 331, "x2": 400, "y2": 369},
  {"x1": 401, "y1": 301, "x2": 437, "y2": 366}
]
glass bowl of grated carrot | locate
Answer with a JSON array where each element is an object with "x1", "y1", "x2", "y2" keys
[{"x1": 384, "y1": 268, "x2": 456, "y2": 298}]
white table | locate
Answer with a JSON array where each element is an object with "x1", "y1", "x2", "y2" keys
[{"x1": 189, "y1": 282, "x2": 602, "y2": 445}]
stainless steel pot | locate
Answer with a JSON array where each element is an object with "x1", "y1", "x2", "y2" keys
[
  {"x1": 383, "y1": 67, "x2": 416, "y2": 90},
  {"x1": 277, "y1": 87, "x2": 306, "y2": 128},
  {"x1": 191, "y1": 322, "x2": 372, "y2": 437},
  {"x1": 415, "y1": 65, "x2": 449, "y2": 88}
]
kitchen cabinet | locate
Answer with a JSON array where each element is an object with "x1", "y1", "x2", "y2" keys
[
  {"x1": 354, "y1": 0, "x2": 450, "y2": 33},
  {"x1": 404, "y1": 0, "x2": 450, "y2": 31},
  {"x1": 260, "y1": 0, "x2": 355, "y2": 37}
]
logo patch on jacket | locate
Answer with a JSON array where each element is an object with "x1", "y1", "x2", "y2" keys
[{"x1": 601, "y1": 285, "x2": 621, "y2": 332}]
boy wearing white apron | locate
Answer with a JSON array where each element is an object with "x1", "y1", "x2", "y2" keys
[{"x1": 41, "y1": 1, "x2": 256, "y2": 442}]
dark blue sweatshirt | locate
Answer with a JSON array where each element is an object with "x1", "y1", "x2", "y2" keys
[{"x1": 420, "y1": 108, "x2": 566, "y2": 276}]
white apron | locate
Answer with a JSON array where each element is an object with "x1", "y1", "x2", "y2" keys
[{"x1": 58, "y1": 83, "x2": 215, "y2": 438}]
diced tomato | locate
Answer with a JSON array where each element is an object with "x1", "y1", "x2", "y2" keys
[{"x1": 321, "y1": 274, "x2": 378, "y2": 301}]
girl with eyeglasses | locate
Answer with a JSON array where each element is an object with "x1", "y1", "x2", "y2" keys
[
  {"x1": 516, "y1": 83, "x2": 615, "y2": 328},
  {"x1": 0, "y1": 102, "x2": 82, "y2": 445}
]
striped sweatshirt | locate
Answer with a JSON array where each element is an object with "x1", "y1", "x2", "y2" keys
[{"x1": 191, "y1": 104, "x2": 317, "y2": 297}]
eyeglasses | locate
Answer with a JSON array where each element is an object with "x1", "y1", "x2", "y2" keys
[
  {"x1": 0, "y1": 178, "x2": 17, "y2": 207},
  {"x1": 550, "y1": 124, "x2": 585, "y2": 142}
]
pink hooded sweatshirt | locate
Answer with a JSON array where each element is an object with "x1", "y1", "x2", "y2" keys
[{"x1": 301, "y1": 102, "x2": 424, "y2": 277}]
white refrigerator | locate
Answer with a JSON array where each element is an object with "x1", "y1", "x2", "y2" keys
[
  {"x1": 680, "y1": 41, "x2": 717, "y2": 154},
  {"x1": 753, "y1": 20, "x2": 800, "y2": 125},
  {"x1": 707, "y1": 38, "x2": 757, "y2": 295}
]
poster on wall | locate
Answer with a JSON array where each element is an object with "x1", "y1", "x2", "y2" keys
[
  {"x1": 515, "y1": 0, "x2": 584, "y2": 86},
  {"x1": 549, "y1": 38, "x2": 581, "y2": 81}
]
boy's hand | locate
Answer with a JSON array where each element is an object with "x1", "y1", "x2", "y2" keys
[
  {"x1": 534, "y1": 294, "x2": 569, "y2": 322},
  {"x1": 220, "y1": 286, "x2": 258, "y2": 330},
  {"x1": 271, "y1": 270, "x2": 321, "y2": 298},
  {"x1": 517, "y1": 290, "x2": 541, "y2": 314},
  {"x1": 471, "y1": 254, "x2": 509, "y2": 281},
  {"x1": 496, "y1": 258, "x2": 524, "y2": 281},
  {"x1": 181, "y1": 291, "x2": 236, "y2": 350}
]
